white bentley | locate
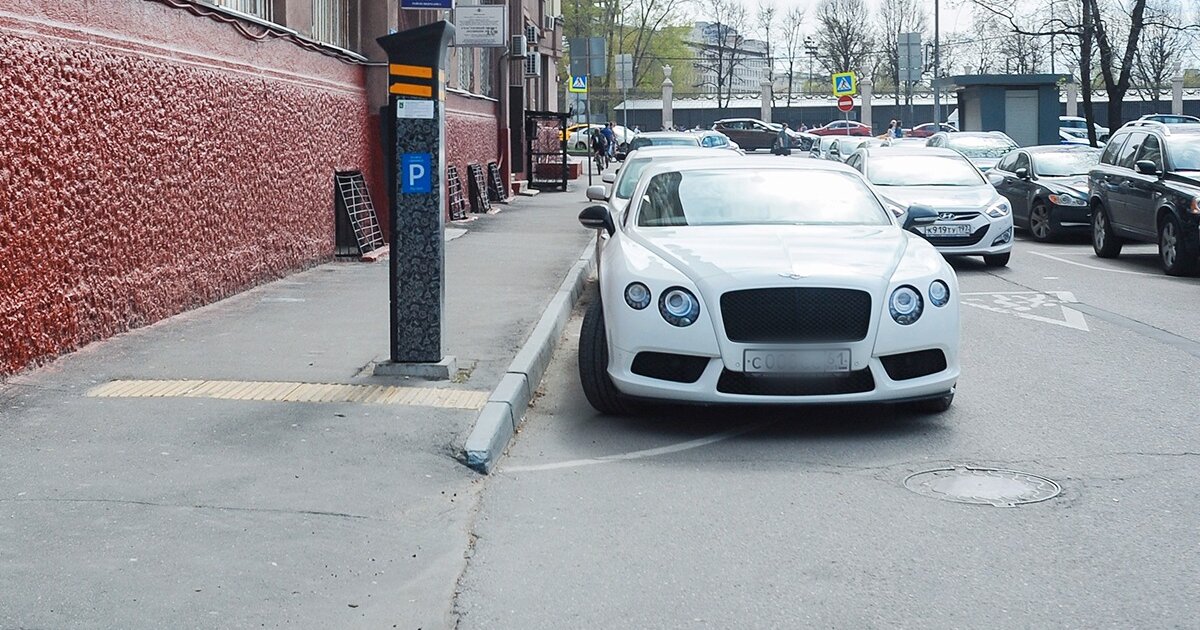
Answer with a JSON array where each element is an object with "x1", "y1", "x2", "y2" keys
[{"x1": 577, "y1": 158, "x2": 960, "y2": 414}]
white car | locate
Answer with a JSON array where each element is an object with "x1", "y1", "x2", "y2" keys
[
  {"x1": 846, "y1": 146, "x2": 1014, "y2": 267},
  {"x1": 576, "y1": 158, "x2": 960, "y2": 413},
  {"x1": 585, "y1": 146, "x2": 733, "y2": 219},
  {"x1": 1060, "y1": 116, "x2": 1110, "y2": 141}
]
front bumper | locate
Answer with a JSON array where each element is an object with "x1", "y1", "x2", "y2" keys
[
  {"x1": 920, "y1": 215, "x2": 1014, "y2": 256},
  {"x1": 1050, "y1": 203, "x2": 1091, "y2": 226},
  {"x1": 608, "y1": 350, "x2": 959, "y2": 405}
]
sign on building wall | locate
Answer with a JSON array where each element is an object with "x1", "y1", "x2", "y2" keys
[
  {"x1": 402, "y1": 0, "x2": 454, "y2": 10},
  {"x1": 452, "y1": 5, "x2": 506, "y2": 47}
]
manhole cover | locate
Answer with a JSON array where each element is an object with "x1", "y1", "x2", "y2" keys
[{"x1": 904, "y1": 466, "x2": 1061, "y2": 507}]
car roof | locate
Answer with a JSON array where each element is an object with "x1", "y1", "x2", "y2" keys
[
  {"x1": 625, "y1": 146, "x2": 724, "y2": 159},
  {"x1": 943, "y1": 131, "x2": 1011, "y2": 138},
  {"x1": 641, "y1": 156, "x2": 859, "y2": 176},
  {"x1": 1118, "y1": 120, "x2": 1200, "y2": 135},
  {"x1": 1023, "y1": 144, "x2": 1102, "y2": 153},
  {"x1": 636, "y1": 131, "x2": 697, "y2": 139},
  {"x1": 861, "y1": 146, "x2": 962, "y2": 158}
]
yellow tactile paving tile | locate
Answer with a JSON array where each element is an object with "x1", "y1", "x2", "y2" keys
[{"x1": 86, "y1": 380, "x2": 486, "y2": 410}]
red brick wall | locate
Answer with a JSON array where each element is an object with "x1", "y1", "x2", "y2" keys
[
  {"x1": 0, "y1": 1, "x2": 377, "y2": 376},
  {"x1": 445, "y1": 92, "x2": 501, "y2": 212}
]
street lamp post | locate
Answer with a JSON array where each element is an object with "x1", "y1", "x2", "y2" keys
[
  {"x1": 932, "y1": 0, "x2": 941, "y2": 125},
  {"x1": 804, "y1": 36, "x2": 817, "y2": 126}
]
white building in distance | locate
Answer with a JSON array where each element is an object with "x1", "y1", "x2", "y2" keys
[{"x1": 688, "y1": 22, "x2": 769, "y2": 95}]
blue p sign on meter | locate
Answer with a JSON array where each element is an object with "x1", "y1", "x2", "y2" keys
[{"x1": 401, "y1": 153, "x2": 432, "y2": 194}]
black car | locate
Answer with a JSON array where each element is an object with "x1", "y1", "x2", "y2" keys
[
  {"x1": 711, "y1": 118, "x2": 803, "y2": 152},
  {"x1": 1089, "y1": 121, "x2": 1200, "y2": 275},
  {"x1": 988, "y1": 145, "x2": 1102, "y2": 241}
]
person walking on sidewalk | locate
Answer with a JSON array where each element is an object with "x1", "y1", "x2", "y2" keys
[{"x1": 773, "y1": 122, "x2": 792, "y2": 156}]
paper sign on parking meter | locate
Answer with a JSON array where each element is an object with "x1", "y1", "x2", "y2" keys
[
  {"x1": 401, "y1": 153, "x2": 432, "y2": 194},
  {"x1": 832, "y1": 71, "x2": 857, "y2": 96}
]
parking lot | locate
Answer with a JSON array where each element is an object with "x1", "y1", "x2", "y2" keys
[{"x1": 454, "y1": 153, "x2": 1200, "y2": 628}]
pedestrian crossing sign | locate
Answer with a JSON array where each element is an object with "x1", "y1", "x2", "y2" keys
[
  {"x1": 568, "y1": 75, "x2": 588, "y2": 94},
  {"x1": 832, "y1": 71, "x2": 857, "y2": 96}
]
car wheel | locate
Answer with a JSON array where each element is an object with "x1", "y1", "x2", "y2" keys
[
  {"x1": 1028, "y1": 201, "x2": 1055, "y2": 242},
  {"x1": 905, "y1": 392, "x2": 954, "y2": 414},
  {"x1": 1092, "y1": 204, "x2": 1123, "y2": 258},
  {"x1": 575, "y1": 142, "x2": 586, "y2": 151},
  {"x1": 983, "y1": 252, "x2": 1010, "y2": 267},
  {"x1": 1158, "y1": 214, "x2": 1199, "y2": 276},
  {"x1": 578, "y1": 299, "x2": 637, "y2": 415}
]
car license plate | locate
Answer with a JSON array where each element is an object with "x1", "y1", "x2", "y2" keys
[
  {"x1": 919, "y1": 224, "x2": 972, "y2": 237},
  {"x1": 744, "y1": 349, "x2": 851, "y2": 374}
]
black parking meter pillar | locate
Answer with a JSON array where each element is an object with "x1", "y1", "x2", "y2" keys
[{"x1": 378, "y1": 22, "x2": 455, "y2": 366}]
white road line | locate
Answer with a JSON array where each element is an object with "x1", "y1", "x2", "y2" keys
[
  {"x1": 1028, "y1": 251, "x2": 1163, "y2": 277},
  {"x1": 960, "y1": 291, "x2": 1089, "y2": 331},
  {"x1": 503, "y1": 423, "x2": 767, "y2": 473}
]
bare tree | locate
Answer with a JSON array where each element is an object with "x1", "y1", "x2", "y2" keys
[
  {"x1": 1134, "y1": 0, "x2": 1191, "y2": 106},
  {"x1": 757, "y1": 0, "x2": 778, "y2": 101},
  {"x1": 693, "y1": 0, "x2": 750, "y2": 108},
  {"x1": 619, "y1": 0, "x2": 695, "y2": 89},
  {"x1": 876, "y1": 0, "x2": 927, "y2": 105},
  {"x1": 814, "y1": 0, "x2": 875, "y2": 77},
  {"x1": 779, "y1": 7, "x2": 806, "y2": 106}
]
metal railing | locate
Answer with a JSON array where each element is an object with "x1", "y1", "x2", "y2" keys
[{"x1": 210, "y1": 0, "x2": 272, "y2": 20}]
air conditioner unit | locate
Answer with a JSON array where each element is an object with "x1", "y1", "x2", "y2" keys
[
  {"x1": 524, "y1": 53, "x2": 542, "y2": 77},
  {"x1": 543, "y1": 15, "x2": 556, "y2": 31},
  {"x1": 510, "y1": 35, "x2": 527, "y2": 58},
  {"x1": 525, "y1": 24, "x2": 539, "y2": 43}
]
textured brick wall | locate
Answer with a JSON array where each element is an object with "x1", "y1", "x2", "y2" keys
[
  {"x1": 0, "y1": 2, "x2": 377, "y2": 376},
  {"x1": 445, "y1": 93, "x2": 500, "y2": 212}
]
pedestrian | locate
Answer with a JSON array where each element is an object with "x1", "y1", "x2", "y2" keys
[
  {"x1": 601, "y1": 122, "x2": 617, "y2": 159},
  {"x1": 774, "y1": 122, "x2": 792, "y2": 156},
  {"x1": 590, "y1": 128, "x2": 609, "y2": 172}
]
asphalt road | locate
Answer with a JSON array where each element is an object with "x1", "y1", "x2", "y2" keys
[{"x1": 455, "y1": 164, "x2": 1200, "y2": 628}]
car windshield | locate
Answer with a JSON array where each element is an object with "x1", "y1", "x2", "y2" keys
[
  {"x1": 616, "y1": 155, "x2": 709, "y2": 198},
  {"x1": 1035, "y1": 151, "x2": 1101, "y2": 176},
  {"x1": 1061, "y1": 119, "x2": 1088, "y2": 129},
  {"x1": 866, "y1": 155, "x2": 983, "y2": 186},
  {"x1": 948, "y1": 136, "x2": 1017, "y2": 158},
  {"x1": 636, "y1": 169, "x2": 890, "y2": 227},
  {"x1": 1168, "y1": 136, "x2": 1200, "y2": 170},
  {"x1": 630, "y1": 137, "x2": 698, "y2": 150}
]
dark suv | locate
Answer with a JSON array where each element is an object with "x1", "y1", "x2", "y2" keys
[
  {"x1": 712, "y1": 118, "x2": 801, "y2": 152},
  {"x1": 1089, "y1": 121, "x2": 1200, "y2": 275}
]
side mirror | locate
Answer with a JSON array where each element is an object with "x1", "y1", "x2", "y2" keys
[
  {"x1": 585, "y1": 185, "x2": 608, "y2": 201},
  {"x1": 1135, "y1": 160, "x2": 1160, "y2": 176},
  {"x1": 1015, "y1": 167, "x2": 1030, "y2": 180},
  {"x1": 602, "y1": 172, "x2": 616, "y2": 184},
  {"x1": 903, "y1": 204, "x2": 938, "y2": 231},
  {"x1": 579, "y1": 205, "x2": 615, "y2": 235}
]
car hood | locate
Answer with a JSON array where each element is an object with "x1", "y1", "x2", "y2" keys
[
  {"x1": 969, "y1": 157, "x2": 1001, "y2": 171},
  {"x1": 874, "y1": 185, "x2": 999, "y2": 210},
  {"x1": 1042, "y1": 176, "x2": 1089, "y2": 196},
  {"x1": 631, "y1": 225, "x2": 909, "y2": 285}
]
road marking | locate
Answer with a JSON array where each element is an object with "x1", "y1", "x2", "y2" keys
[
  {"x1": 1028, "y1": 251, "x2": 1162, "y2": 277},
  {"x1": 86, "y1": 379, "x2": 488, "y2": 409},
  {"x1": 503, "y1": 423, "x2": 767, "y2": 473},
  {"x1": 960, "y1": 291, "x2": 1090, "y2": 331}
]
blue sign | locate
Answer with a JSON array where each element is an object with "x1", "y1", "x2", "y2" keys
[
  {"x1": 401, "y1": 0, "x2": 454, "y2": 9},
  {"x1": 401, "y1": 153, "x2": 432, "y2": 194}
]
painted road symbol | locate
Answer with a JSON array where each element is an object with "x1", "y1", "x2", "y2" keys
[{"x1": 960, "y1": 291, "x2": 1089, "y2": 331}]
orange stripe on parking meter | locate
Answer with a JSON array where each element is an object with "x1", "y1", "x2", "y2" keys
[
  {"x1": 389, "y1": 83, "x2": 433, "y2": 97},
  {"x1": 389, "y1": 64, "x2": 434, "y2": 78}
]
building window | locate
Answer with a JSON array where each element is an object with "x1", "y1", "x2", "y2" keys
[
  {"x1": 479, "y1": 47, "x2": 493, "y2": 97},
  {"x1": 458, "y1": 48, "x2": 475, "y2": 92},
  {"x1": 210, "y1": 0, "x2": 272, "y2": 21},
  {"x1": 313, "y1": 0, "x2": 351, "y2": 48}
]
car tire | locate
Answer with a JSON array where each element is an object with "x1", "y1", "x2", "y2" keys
[
  {"x1": 1028, "y1": 201, "x2": 1055, "y2": 242},
  {"x1": 1092, "y1": 204, "x2": 1123, "y2": 258},
  {"x1": 575, "y1": 142, "x2": 587, "y2": 151},
  {"x1": 1158, "y1": 214, "x2": 1199, "y2": 276},
  {"x1": 578, "y1": 299, "x2": 637, "y2": 416},
  {"x1": 905, "y1": 392, "x2": 954, "y2": 414},
  {"x1": 983, "y1": 252, "x2": 1010, "y2": 267}
]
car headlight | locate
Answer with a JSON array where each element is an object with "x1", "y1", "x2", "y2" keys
[
  {"x1": 624, "y1": 282, "x2": 651, "y2": 310},
  {"x1": 889, "y1": 286, "x2": 923, "y2": 325},
  {"x1": 986, "y1": 200, "x2": 1012, "y2": 218},
  {"x1": 1190, "y1": 197, "x2": 1200, "y2": 215},
  {"x1": 1048, "y1": 193, "x2": 1087, "y2": 207},
  {"x1": 929, "y1": 280, "x2": 950, "y2": 307},
  {"x1": 659, "y1": 287, "x2": 700, "y2": 327}
]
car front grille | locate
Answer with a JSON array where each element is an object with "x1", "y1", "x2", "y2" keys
[
  {"x1": 716, "y1": 369, "x2": 875, "y2": 396},
  {"x1": 631, "y1": 352, "x2": 709, "y2": 383},
  {"x1": 921, "y1": 224, "x2": 989, "y2": 246},
  {"x1": 720, "y1": 288, "x2": 872, "y2": 344},
  {"x1": 880, "y1": 349, "x2": 947, "y2": 381}
]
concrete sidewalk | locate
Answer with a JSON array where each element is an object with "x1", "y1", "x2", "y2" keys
[{"x1": 0, "y1": 185, "x2": 593, "y2": 629}]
